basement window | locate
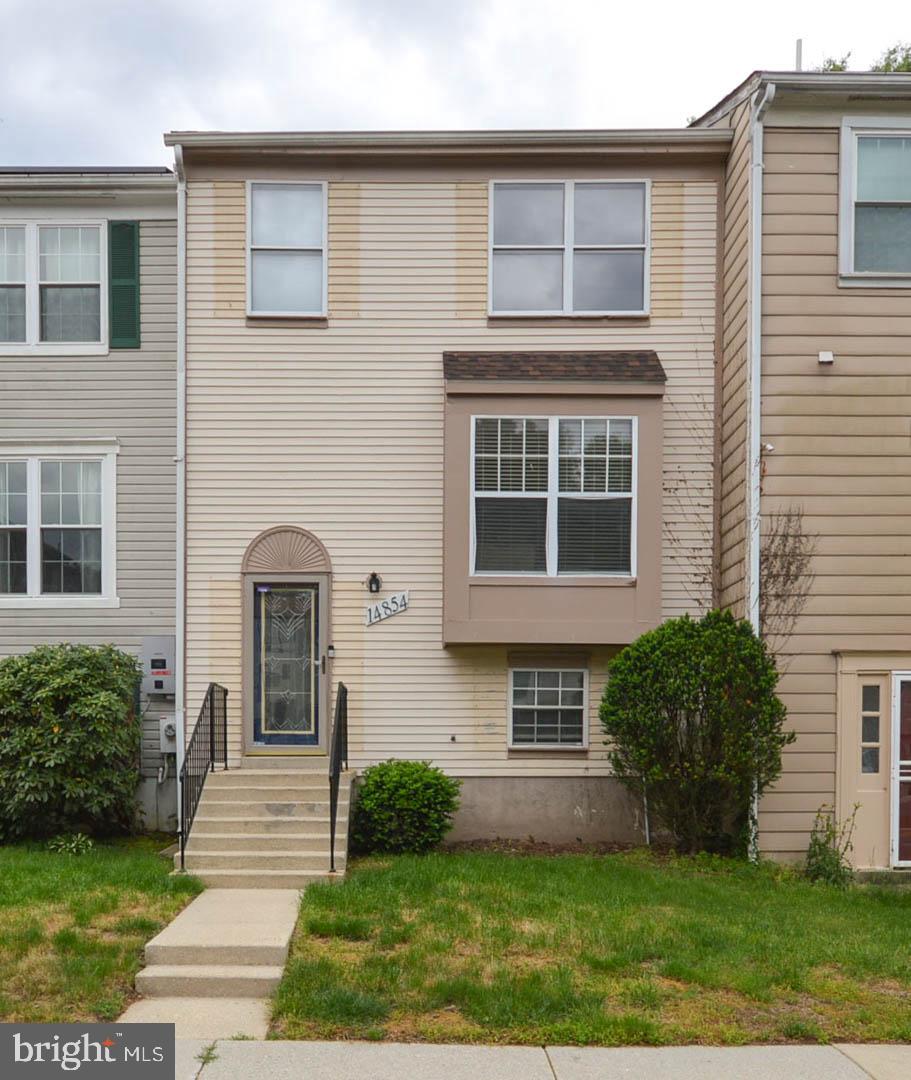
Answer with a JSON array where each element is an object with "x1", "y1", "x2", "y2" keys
[{"x1": 509, "y1": 668, "x2": 588, "y2": 748}]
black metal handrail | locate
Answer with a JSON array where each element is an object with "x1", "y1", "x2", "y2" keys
[
  {"x1": 328, "y1": 682, "x2": 348, "y2": 873},
  {"x1": 178, "y1": 683, "x2": 228, "y2": 871}
]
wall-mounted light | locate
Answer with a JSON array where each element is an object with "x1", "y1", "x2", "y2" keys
[
  {"x1": 327, "y1": 644, "x2": 336, "y2": 660},
  {"x1": 367, "y1": 572, "x2": 382, "y2": 594}
]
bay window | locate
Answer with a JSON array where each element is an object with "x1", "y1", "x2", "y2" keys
[
  {"x1": 472, "y1": 415, "x2": 636, "y2": 576},
  {"x1": 490, "y1": 180, "x2": 649, "y2": 315}
]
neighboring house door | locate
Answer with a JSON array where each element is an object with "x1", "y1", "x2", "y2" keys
[{"x1": 892, "y1": 675, "x2": 911, "y2": 867}]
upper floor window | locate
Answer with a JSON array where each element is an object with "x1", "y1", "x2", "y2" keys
[
  {"x1": 472, "y1": 415, "x2": 635, "y2": 576},
  {"x1": 247, "y1": 182, "x2": 327, "y2": 316},
  {"x1": 0, "y1": 223, "x2": 107, "y2": 350},
  {"x1": 839, "y1": 118, "x2": 911, "y2": 283},
  {"x1": 489, "y1": 181, "x2": 649, "y2": 316},
  {"x1": 0, "y1": 444, "x2": 118, "y2": 608}
]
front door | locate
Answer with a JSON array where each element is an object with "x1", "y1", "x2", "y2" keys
[
  {"x1": 252, "y1": 584, "x2": 320, "y2": 746},
  {"x1": 893, "y1": 676, "x2": 911, "y2": 866}
]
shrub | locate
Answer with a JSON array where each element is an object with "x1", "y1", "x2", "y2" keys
[
  {"x1": 352, "y1": 760, "x2": 461, "y2": 854},
  {"x1": 0, "y1": 644, "x2": 141, "y2": 840},
  {"x1": 46, "y1": 832, "x2": 95, "y2": 856},
  {"x1": 805, "y1": 804, "x2": 857, "y2": 887},
  {"x1": 600, "y1": 610, "x2": 794, "y2": 855}
]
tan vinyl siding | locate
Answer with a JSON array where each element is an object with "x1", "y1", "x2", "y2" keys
[
  {"x1": 184, "y1": 176, "x2": 718, "y2": 775},
  {"x1": 758, "y1": 124, "x2": 911, "y2": 859},
  {"x1": 0, "y1": 219, "x2": 177, "y2": 775},
  {"x1": 712, "y1": 99, "x2": 752, "y2": 619}
]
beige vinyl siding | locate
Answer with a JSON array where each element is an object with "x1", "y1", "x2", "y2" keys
[
  {"x1": 0, "y1": 220, "x2": 177, "y2": 775},
  {"x1": 184, "y1": 177, "x2": 717, "y2": 775},
  {"x1": 758, "y1": 124, "x2": 911, "y2": 857},
  {"x1": 711, "y1": 99, "x2": 752, "y2": 618}
]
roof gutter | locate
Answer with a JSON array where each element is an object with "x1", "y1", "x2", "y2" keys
[
  {"x1": 164, "y1": 128, "x2": 732, "y2": 156},
  {"x1": 748, "y1": 81, "x2": 776, "y2": 860},
  {"x1": 172, "y1": 143, "x2": 187, "y2": 825}
]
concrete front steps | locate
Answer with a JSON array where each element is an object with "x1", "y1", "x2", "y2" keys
[{"x1": 175, "y1": 756, "x2": 352, "y2": 889}]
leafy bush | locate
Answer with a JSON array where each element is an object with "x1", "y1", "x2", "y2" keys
[
  {"x1": 805, "y1": 804, "x2": 857, "y2": 887},
  {"x1": 0, "y1": 644, "x2": 141, "y2": 840},
  {"x1": 600, "y1": 610, "x2": 794, "y2": 854},
  {"x1": 352, "y1": 760, "x2": 461, "y2": 854},
  {"x1": 46, "y1": 832, "x2": 95, "y2": 856}
]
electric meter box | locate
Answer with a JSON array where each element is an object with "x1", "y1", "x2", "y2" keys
[
  {"x1": 141, "y1": 635, "x2": 176, "y2": 698},
  {"x1": 159, "y1": 714, "x2": 177, "y2": 754}
]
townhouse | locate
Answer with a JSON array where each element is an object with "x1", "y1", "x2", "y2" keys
[
  {"x1": 165, "y1": 128, "x2": 725, "y2": 857},
  {"x1": 695, "y1": 72, "x2": 911, "y2": 868},
  {"x1": 0, "y1": 167, "x2": 179, "y2": 829}
]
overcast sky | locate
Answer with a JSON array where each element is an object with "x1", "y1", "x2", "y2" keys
[{"x1": 1, "y1": 0, "x2": 908, "y2": 166}]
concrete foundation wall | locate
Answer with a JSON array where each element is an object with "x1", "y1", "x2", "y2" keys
[
  {"x1": 447, "y1": 777, "x2": 648, "y2": 845},
  {"x1": 138, "y1": 777, "x2": 178, "y2": 834}
]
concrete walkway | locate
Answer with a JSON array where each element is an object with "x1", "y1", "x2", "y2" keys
[
  {"x1": 119, "y1": 889, "x2": 300, "y2": 1038},
  {"x1": 176, "y1": 1039, "x2": 911, "y2": 1080}
]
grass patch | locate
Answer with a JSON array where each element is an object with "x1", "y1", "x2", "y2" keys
[
  {"x1": 272, "y1": 850, "x2": 911, "y2": 1045},
  {"x1": 0, "y1": 836, "x2": 202, "y2": 1022}
]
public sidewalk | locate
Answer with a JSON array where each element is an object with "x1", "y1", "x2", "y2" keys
[{"x1": 177, "y1": 1038, "x2": 911, "y2": 1080}]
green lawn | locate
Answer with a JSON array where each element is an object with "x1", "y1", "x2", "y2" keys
[
  {"x1": 273, "y1": 851, "x2": 911, "y2": 1046},
  {"x1": 0, "y1": 837, "x2": 201, "y2": 1022}
]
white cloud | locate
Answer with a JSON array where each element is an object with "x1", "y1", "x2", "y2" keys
[{"x1": 0, "y1": 0, "x2": 907, "y2": 165}]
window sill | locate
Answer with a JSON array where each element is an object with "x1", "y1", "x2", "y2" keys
[
  {"x1": 245, "y1": 315, "x2": 328, "y2": 328},
  {"x1": 507, "y1": 744, "x2": 589, "y2": 754},
  {"x1": 470, "y1": 576, "x2": 636, "y2": 587},
  {"x1": 0, "y1": 344, "x2": 109, "y2": 356},
  {"x1": 487, "y1": 314, "x2": 649, "y2": 328},
  {"x1": 838, "y1": 274, "x2": 911, "y2": 290},
  {"x1": 0, "y1": 595, "x2": 121, "y2": 609}
]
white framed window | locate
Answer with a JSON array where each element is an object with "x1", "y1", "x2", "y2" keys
[
  {"x1": 471, "y1": 415, "x2": 636, "y2": 577},
  {"x1": 509, "y1": 668, "x2": 589, "y2": 749},
  {"x1": 0, "y1": 441, "x2": 118, "y2": 608},
  {"x1": 488, "y1": 180, "x2": 650, "y2": 315},
  {"x1": 839, "y1": 117, "x2": 911, "y2": 285},
  {"x1": 247, "y1": 181, "x2": 327, "y2": 316},
  {"x1": 0, "y1": 222, "x2": 107, "y2": 352}
]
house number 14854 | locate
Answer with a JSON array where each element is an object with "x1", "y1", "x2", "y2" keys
[{"x1": 365, "y1": 591, "x2": 409, "y2": 626}]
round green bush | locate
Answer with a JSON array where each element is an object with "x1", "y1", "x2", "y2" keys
[
  {"x1": 352, "y1": 760, "x2": 461, "y2": 854},
  {"x1": 600, "y1": 610, "x2": 793, "y2": 855},
  {"x1": 0, "y1": 644, "x2": 142, "y2": 840}
]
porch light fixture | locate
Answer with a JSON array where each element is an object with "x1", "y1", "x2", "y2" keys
[
  {"x1": 367, "y1": 572, "x2": 382, "y2": 594},
  {"x1": 327, "y1": 644, "x2": 336, "y2": 660}
]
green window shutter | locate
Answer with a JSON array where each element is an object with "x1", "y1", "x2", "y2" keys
[{"x1": 108, "y1": 221, "x2": 140, "y2": 349}]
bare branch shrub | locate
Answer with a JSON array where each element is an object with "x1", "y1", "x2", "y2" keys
[{"x1": 759, "y1": 506, "x2": 817, "y2": 653}]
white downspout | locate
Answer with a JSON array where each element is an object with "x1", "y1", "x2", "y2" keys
[
  {"x1": 748, "y1": 82, "x2": 775, "y2": 858},
  {"x1": 173, "y1": 144, "x2": 187, "y2": 825}
]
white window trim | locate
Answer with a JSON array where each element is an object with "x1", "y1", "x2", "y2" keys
[
  {"x1": 890, "y1": 671, "x2": 911, "y2": 868},
  {"x1": 838, "y1": 116, "x2": 911, "y2": 287},
  {"x1": 487, "y1": 179, "x2": 651, "y2": 316},
  {"x1": 469, "y1": 414, "x2": 638, "y2": 579},
  {"x1": 0, "y1": 219, "x2": 109, "y2": 354},
  {"x1": 246, "y1": 180, "x2": 328, "y2": 317},
  {"x1": 0, "y1": 439, "x2": 119, "y2": 609},
  {"x1": 507, "y1": 666, "x2": 590, "y2": 751}
]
